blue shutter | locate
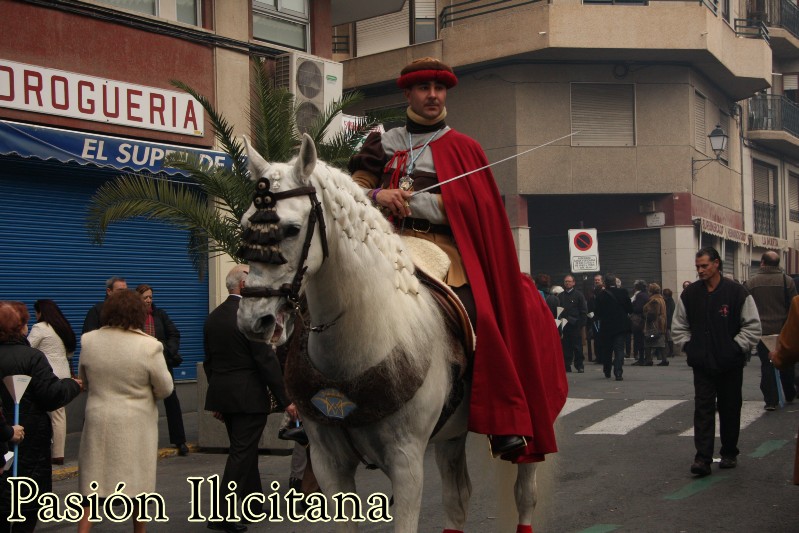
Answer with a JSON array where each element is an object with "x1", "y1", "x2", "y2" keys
[{"x1": 0, "y1": 158, "x2": 207, "y2": 380}]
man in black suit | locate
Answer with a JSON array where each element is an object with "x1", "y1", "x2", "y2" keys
[
  {"x1": 594, "y1": 272, "x2": 633, "y2": 381},
  {"x1": 203, "y1": 265, "x2": 296, "y2": 532},
  {"x1": 82, "y1": 276, "x2": 127, "y2": 334}
]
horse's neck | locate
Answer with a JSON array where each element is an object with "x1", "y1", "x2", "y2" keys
[{"x1": 304, "y1": 179, "x2": 425, "y2": 376}]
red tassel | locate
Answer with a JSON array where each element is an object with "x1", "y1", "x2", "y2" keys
[{"x1": 516, "y1": 526, "x2": 533, "y2": 533}]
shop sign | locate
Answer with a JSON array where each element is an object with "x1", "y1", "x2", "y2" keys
[{"x1": 0, "y1": 59, "x2": 203, "y2": 137}]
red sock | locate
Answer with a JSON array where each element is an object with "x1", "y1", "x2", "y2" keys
[{"x1": 516, "y1": 526, "x2": 533, "y2": 533}]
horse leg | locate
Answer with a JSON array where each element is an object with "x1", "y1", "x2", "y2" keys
[
  {"x1": 514, "y1": 462, "x2": 538, "y2": 533},
  {"x1": 305, "y1": 430, "x2": 360, "y2": 533},
  {"x1": 434, "y1": 435, "x2": 471, "y2": 533},
  {"x1": 385, "y1": 442, "x2": 428, "y2": 533}
]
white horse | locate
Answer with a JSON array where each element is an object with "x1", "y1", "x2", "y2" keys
[{"x1": 236, "y1": 134, "x2": 537, "y2": 533}]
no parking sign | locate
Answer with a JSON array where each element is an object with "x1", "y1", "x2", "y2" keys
[{"x1": 568, "y1": 229, "x2": 600, "y2": 273}]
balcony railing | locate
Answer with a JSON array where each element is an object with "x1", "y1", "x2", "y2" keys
[
  {"x1": 754, "y1": 200, "x2": 779, "y2": 236},
  {"x1": 735, "y1": 18, "x2": 770, "y2": 42},
  {"x1": 333, "y1": 34, "x2": 350, "y2": 54},
  {"x1": 440, "y1": 0, "x2": 547, "y2": 28},
  {"x1": 749, "y1": 0, "x2": 799, "y2": 40},
  {"x1": 748, "y1": 94, "x2": 799, "y2": 138}
]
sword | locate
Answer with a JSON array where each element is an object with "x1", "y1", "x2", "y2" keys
[{"x1": 411, "y1": 131, "x2": 580, "y2": 196}]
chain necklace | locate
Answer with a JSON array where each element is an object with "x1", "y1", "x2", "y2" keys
[{"x1": 398, "y1": 128, "x2": 443, "y2": 191}]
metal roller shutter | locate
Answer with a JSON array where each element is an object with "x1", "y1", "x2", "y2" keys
[
  {"x1": 356, "y1": 1, "x2": 409, "y2": 56},
  {"x1": 0, "y1": 158, "x2": 207, "y2": 380},
  {"x1": 531, "y1": 229, "x2": 662, "y2": 290}
]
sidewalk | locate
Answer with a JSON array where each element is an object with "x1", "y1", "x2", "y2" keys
[{"x1": 52, "y1": 410, "x2": 202, "y2": 481}]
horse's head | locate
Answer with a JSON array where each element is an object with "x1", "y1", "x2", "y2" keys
[{"x1": 236, "y1": 134, "x2": 328, "y2": 345}]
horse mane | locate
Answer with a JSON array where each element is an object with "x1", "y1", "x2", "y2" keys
[{"x1": 306, "y1": 161, "x2": 422, "y2": 297}]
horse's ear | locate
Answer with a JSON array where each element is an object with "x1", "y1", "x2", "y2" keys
[
  {"x1": 294, "y1": 133, "x2": 317, "y2": 182},
  {"x1": 242, "y1": 135, "x2": 270, "y2": 182}
]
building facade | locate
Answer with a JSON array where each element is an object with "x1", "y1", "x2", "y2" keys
[
  {"x1": 0, "y1": 0, "x2": 349, "y2": 379},
  {"x1": 335, "y1": 0, "x2": 773, "y2": 292}
]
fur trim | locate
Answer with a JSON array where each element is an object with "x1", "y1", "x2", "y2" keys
[{"x1": 398, "y1": 69, "x2": 458, "y2": 89}]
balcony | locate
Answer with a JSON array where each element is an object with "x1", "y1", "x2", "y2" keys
[
  {"x1": 748, "y1": 94, "x2": 799, "y2": 158},
  {"x1": 754, "y1": 200, "x2": 779, "y2": 236},
  {"x1": 344, "y1": 0, "x2": 771, "y2": 100},
  {"x1": 747, "y1": 0, "x2": 799, "y2": 57}
]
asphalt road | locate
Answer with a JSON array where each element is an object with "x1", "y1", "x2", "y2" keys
[{"x1": 32, "y1": 354, "x2": 798, "y2": 532}]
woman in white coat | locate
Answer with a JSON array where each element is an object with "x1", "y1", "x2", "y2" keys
[
  {"x1": 77, "y1": 290, "x2": 173, "y2": 533},
  {"x1": 28, "y1": 299, "x2": 75, "y2": 465}
]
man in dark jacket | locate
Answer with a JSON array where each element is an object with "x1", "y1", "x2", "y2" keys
[
  {"x1": 672, "y1": 247, "x2": 761, "y2": 477},
  {"x1": 744, "y1": 250, "x2": 798, "y2": 409},
  {"x1": 559, "y1": 274, "x2": 588, "y2": 373},
  {"x1": 594, "y1": 273, "x2": 633, "y2": 381},
  {"x1": 203, "y1": 265, "x2": 296, "y2": 531},
  {"x1": 663, "y1": 288, "x2": 676, "y2": 357},
  {"x1": 82, "y1": 276, "x2": 127, "y2": 334}
]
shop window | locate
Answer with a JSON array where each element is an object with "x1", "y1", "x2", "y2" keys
[
  {"x1": 253, "y1": 0, "x2": 309, "y2": 51},
  {"x1": 571, "y1": 83, "x2": 635, "y2": 146}
]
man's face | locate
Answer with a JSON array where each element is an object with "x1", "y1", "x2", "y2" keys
[
  {"x1": 404, "y1": 81, "x2": 447, "y2": 121},
  {"x1": 106, "y1": 280, "x2": 128, "y2": 296},
  {"x1": 564, "y1": 276, "x2": 575, "y2": 290},
  {"x1": 594, "y1": 275, "x2": 604, "y2": 288},
  {"x1": 695, "y1": 254, "x2": 720, "y2": 282}
]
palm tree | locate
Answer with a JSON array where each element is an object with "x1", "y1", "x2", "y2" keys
[{"x1": 86, "y1": 58, "x2": 393, "y2": 277}]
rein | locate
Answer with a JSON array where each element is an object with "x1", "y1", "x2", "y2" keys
[{"x1": 238, "y1": 176, "x2": 329, "y2": 313}]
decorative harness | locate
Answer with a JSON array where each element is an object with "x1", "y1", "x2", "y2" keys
[{"x1": 237, "y1": 176, "x2": 329, "y2": 312}]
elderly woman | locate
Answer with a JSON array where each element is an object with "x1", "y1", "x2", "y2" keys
[
  {"x1": 78, "y1": 290, "x2": 173, "y2": 533},
  {"x1": 28, "y1": 299, "x2": 76, "y2": 465},
  {"x1": 642, "y1": 283, "x2": 668, "y2": 366},
  {"x1": 0, "y1": 301, "x2": 82, "y2": 533}
]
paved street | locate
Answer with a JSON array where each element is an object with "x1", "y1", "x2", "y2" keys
[{"x1": 34, "y1": 355, "x2": 798, "y2": 532}]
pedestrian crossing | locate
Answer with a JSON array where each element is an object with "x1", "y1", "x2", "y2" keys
[{"x1": 560, "y1": 398, "x2": 771, "y2": 437}]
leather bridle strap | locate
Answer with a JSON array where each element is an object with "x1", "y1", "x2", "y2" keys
[{"x1": 240, "y1": 185, "x2": 328, "y2": 313}]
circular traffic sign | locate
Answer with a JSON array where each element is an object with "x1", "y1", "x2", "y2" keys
[{"x1": 574, "y1": 231, "x2": 593, "y2": 252}]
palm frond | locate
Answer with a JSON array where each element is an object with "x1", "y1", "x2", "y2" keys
[
  {"x1": 170, "y1": 79, "x2": 247, "y2": 179},
  {"x1": 250, "y1": 59, "x2": 298, "y2": 163}
]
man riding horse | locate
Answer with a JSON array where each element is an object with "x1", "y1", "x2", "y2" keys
[{"x1": 348, "y1": 57, "x2": 567, "y2": 463}]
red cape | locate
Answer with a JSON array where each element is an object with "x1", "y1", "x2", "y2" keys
[{"x1": 431, "y1": 130, "x2": 568, "y2": 462}]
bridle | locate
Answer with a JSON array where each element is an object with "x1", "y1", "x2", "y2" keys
[{"x1": 237, "y1": 176, "x2": 329, "y2": 314}]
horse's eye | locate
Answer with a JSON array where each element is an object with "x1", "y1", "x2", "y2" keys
[{"x1": 284, "y1": 225, "x2": 301, "y2": 238}]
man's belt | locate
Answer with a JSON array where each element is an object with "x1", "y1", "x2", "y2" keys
[{"x1": 399, "y1": 217, "x2": 453, "y2": 236}]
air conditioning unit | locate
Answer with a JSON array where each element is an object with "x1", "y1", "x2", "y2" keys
[{"x1": 275, "y1": 52, "x2": 344, "y2": 140}]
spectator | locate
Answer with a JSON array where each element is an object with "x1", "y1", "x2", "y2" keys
[
  {"x1": 535, "y1": 273, "x2": 559, "y2": 319},
  {"x1": 82, "y1": 276, "x2": 127, "y2": 334},
  {"x1": 558, "y1": 274, "x2": 587, "y2": 373},
  {"x1": 671, "y1": 247, "x2": 761, "y2": 477},
  {"x1": 643, "y1": 283, "x2": 668, "y2": 366},
  {"x1": 594, "y1": 273, "x2": 633, "y2": 381},
  {"x1": 0, "y1": 409, "x2": 24, "y2": 471},
  {"x1": 744, "y1": 251, "x2": 797, "y2": 410},
  {"x1": 770, "y1": 294, "x2": 799, "y2": 485},
  {"x1": 28, "y1": 299, "x2": 75, "y2": 465},
  {"x1": 77, "y1": 290, "x2": 174, "y2": 533},
  {"x1": 631, "y1": 280, "x2": 650, "y2": 365},
  {"x1": 135, "y1": 284, "x2": 189, "y2": 455},
  {"x1": 663, "y1": 288, "x2": 676, "y2": 357},
  {"x1": 0, "y1": 301, "x2": 82, "y2": 532},
  {"x1": 203, "y1": 265, "x2": 296, "y2": 532}
]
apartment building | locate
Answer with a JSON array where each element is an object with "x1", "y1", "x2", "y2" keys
[{"x1": 334, "y1": 0, "x2": 773, "y2": 291}]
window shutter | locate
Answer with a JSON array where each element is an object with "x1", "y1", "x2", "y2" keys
[
  {"x1": 695, "y1": 92, "x2": 706, "y2": 153},
  {"x1": 790, "y1": 173, "x2": 799, "y2": 211},
  {"x1": 784, "y1": 74, "x2": 799, "y2": 91},
  {"x1": 753, "y1": 161, "x2": 772, "y2": 203},
  {"x1": 356, "y1": 2, "x2": 410, "y2": 56},
  {"x1": 415, "y1": 0, "x2": 435, "y2": 18},
  {"x1": 571, "y1": 83, "x2": 635, "y2": 147}
]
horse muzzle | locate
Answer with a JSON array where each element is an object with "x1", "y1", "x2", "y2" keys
[{"x1": 238, "y1": 300, "x2": 295, "y2": 345}]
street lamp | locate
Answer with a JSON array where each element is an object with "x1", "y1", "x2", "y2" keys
[{"x1": 692, "y1": 124, "x2": 728, "y2": 178}]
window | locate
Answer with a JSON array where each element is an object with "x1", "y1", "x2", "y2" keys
[
  {"x1": 94, "y1": 0, "x2": 200, "y2": 25},
  {"x1": 694, "y1": 92, "x2": 706, "y2": 153},
  {"x1": 790, "y1": 172, "x2": 799, "y2": 222},
  {"x1": 253, "y1": 0, "x2": 309, "y2": 51},
  {"x1": 414, "y1": 0, "x2": 436, "y2": 44},
  {"x1": 753, "y1": 160, "x2": 779, "y2": 236},
  {"x1": 784, "y1": 73, "x2": 799, "y2": 104},
  {"x1": 571, "y1": 83, "x2": 635, "y2": 146}
]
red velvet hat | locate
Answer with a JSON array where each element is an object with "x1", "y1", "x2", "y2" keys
[{"x1": 396, "y1": 57, "x2": 458, "y2": 89}]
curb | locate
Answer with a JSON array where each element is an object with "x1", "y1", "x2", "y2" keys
[{"x1": 52, "y1": 443, "x2": 200, "y2": 482}]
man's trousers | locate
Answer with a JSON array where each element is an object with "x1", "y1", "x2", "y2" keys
[{"x1": 692, "y1": 366, "x2": 744, "y2": 464}]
